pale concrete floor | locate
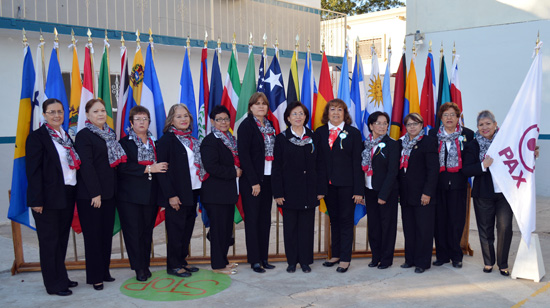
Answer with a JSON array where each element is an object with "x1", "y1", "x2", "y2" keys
[{"x1": 1, "y1": 197, "x2": 550, "y2": 308}]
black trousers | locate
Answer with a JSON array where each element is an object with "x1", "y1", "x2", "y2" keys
[
  {"x1": 117, "y1": 201, "x2": 157, "y2": 271},
  {"x1": 33, "y1": 185, "x2": 75, "y2": 293},
  {"x1": 282, "y1": 208, "x2": 315, "y2": 266},
  {"x1": 165, "y1": 190, "x2": 199, "y2": 270},
  {"x1": 241, "y1": 176, "x2": 273, "y2": 264},
  {"x1": 77, "y1": 197, "x2": 116, "y2": 284},
  {"x1": 473, "y1": 193, "x2": 513, "y2": 269},
  {"x1": 434, "y1": 188, "x2": 467, "y2": 263},
  {"x1": 365, "y1": 187, "x2": 398, "y2": 266},
  {"x1": 401, "y1": 203, "x2": 435, "y2": 269},
  {"x1": 324, "y1": 185, "x2": 354, "y2": 262},
  {"x1": 203, "y1": 203, "x2": 234, "y2": 269}
]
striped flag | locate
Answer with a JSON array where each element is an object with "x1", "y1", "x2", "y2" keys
[
  {"x1": 116, "y1": 45, "x2": 129, "y2": 140},
  {"x1": 450, "y1": 55, "x2": 463, "y2": 125},
  {"x1": 197, "y1": 47, "x2": 209, "y2": 140},
  {"x1": 337, "y1": 50, "x2": 352, "y2": 125},
  {"x1": 313, "y1": 52, "x2": 334, "y2": 130},
  {"x1": 300, "y1": 51, "x2": 316, "y2": 128},
  {"x1": 350, "y1": 53, "x2": 366, "y2": 137},
  {"x1": 76, "y1": 43, "x2": 94, "y2": 132},
  {"x1": 435, "y1": 55, "x2": 451, "y2": 127},
  {"x1": 98, "y1": 42, "x2": 114, "y2": 129},
  {"x1": 236, "y1": 47, "x2": 256, "y2": 133},
  {"x1": 389, "y1": 52, "x2": 406, "y2": 140},
  {"x1": 142, "y1": 43, "x2": 165, "y2": 139},
  {"x1": 179, "y1": 47, "x2": 197, "y2": 138},
  {"x1": 207, "y1": 50, "x2": 223, "y2": 134},
  {"x1": 420, "y1": 52, "x2": 436, "y2": 130},
  {"x1": 364, "y1": 47, "x2": 384, "y2": 138},
  {"x1": 220, "y1": 50, "x2": 241, "y2": 131},
  {"x1": 8, "y1": 45, "x2": 36, "y2": 230},
  {"x1": 287, "y1": 50, "x2": 300, "y2": 103},
  {"x1": 403, "y1": 57, "x2": 420, "y2": 136},
  {"x1": 68, "y1": 45, "x2": 81, "y2": 139},
  {"x1": 45, "y1": 45, "x2": 70, "y2": 132}
]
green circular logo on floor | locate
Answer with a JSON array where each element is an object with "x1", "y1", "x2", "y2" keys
[{"x1": 120, "y1": 269, "x2": 232, "y2": 301}]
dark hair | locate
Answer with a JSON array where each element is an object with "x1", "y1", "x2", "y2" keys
[
  {"x1": 284, "y1": 101, "x2": 309, "y2": 127},
  {"x1": 248, "y1": 92, "x2": 269, "y2": 113},
  {"x1": 129, "y1": 105, "x2": 151, "y2": 125},
  {"x1": 437, "y1": 102, "x2": 461, "y2": 120},
  {"x1": 163, "y1": 104, "x2": 193, "y2": 133},
  {"x1": 321, "y1": 99, "x2": 352, "y2": 125},
  {"x1": 85, "y1": 98, "x2": 105, "y2": 113},
  {"x1": 367, "y1": 111, "x2": 390, "y2": 133},
  {"x1": 42, "y1": 98, "x2": 63, "y2": 113},
  {"x1": 403, "y1": 112, "x2": 423, "y2": 126},
  {"x1": 210, "y1": 105, "x2": 230, "y2": 120}
]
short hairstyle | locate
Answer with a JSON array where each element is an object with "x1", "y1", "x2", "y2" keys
[
  {"x1": 248, "y1": 92, "x2": 269, "y2": 113},
  {"x1": 403, "y1": 112, "x2": 423, "y2": 125},
  {"x1": 437, "y1": 102, "x2": 461, "y2": 120},
  {"x1": 367, "y1": 111, "x2": 390, "y2": 133},
  {"x1": 476, "y1": 110, "x2": 496, "y2": 125},
  {"x1": 85, "y1": 98, "x2": 105, "y2": 113},
  {"x1": 163, "y1": 104, "x2": 194, "y2": 133},
  {"x1": 284, "y1": 101, "x2": 310, "y2": 128},
  {"x1": 129, "y1": 105, "x2": 151, "y2": 125},
  {"x1": 321, "y1": 98, "x2": 352, "y2": 125},
  {"x1": 210, "y1": 105, "x2": 230, "y2": 120},
  {"x1": 42, "y1": 98, "x2": 63, "y2": 113}
]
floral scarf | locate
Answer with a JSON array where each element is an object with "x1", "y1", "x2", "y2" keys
[
  {"x1": 45, "y1": 124, "x2": 81, "y2": 170},
  {"x1": 170, "y1": 126, "x2": 209, "y2": 181},
  {"x1": 254, "y1": 116, "x2": 275, "y2": 161},
  {"x1": 85, "y1": 120, "x2": 127, "y2": 167},
  {"x1": 128, "y1": 128, "x2": 156, "y2": 165},
  {"x1": 436, "y1": 124, "x2": 463, "y2": 173},
  {"x1": 361, "y1": 134, "x2": 384, "y2": 176},
  {"x1": 400, "y1": 129, "x2": 425, "y2": 169},
  {"x1": 212, "y1": 127, "x2": 240, "y2": 167}
]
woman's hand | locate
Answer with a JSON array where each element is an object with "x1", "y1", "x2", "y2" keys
[
  {"x1": 169, "y1": 196, "x2": 182, "y2": 211},
  {"x1": 535, "y1": 146, "x2": 540, "y2": 159},
  {"x1": 31, "y1": 206, "x2": 43, "y2": 214},
  {"x1": 252, "y1": 184, "x2": 261, "y2": 197},
  {"x1": 275, "y1": 197, "x2": 285, "y2": 206},
  {"x1": 482, "y1": 155, "x2": 494, "y2": 169},
  {"x1": 236, "y1": 168, "x2": 242, "y2": 178},
  {"x1": 420, "y1": 194, "x2": 431, "y2": 206},
  {"x1": 378, "y1": 198, "x2": 386, "y2": 205},
  {"x1": 317, "y1": 195, "x2": 325, "y2": 200},
  {"x1": 353, "y1": 195, "x2": 363, "y2": 204},
  {"x1": 91, "y1": 195, "x2": 102, "y2": 208},
  {"x1": 149, "y1": 162, "x2": 168, "y2": 173}
]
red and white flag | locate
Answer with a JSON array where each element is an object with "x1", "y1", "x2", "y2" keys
[
  {"x1": 450, "y1": 55, "x2": 463, "y2": 125},
  {"x1": 486, "y1": 43, "x2": 542, "y2": 246},
  {"x1": 76, "y1": 42, "x2": 95, "y2": 132}
]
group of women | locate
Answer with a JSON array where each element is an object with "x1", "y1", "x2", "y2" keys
[{"x1": 27, "y1": 94, "x2": 537, "y2": 296}]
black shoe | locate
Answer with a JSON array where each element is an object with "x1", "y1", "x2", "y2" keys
[
  {"x1": 93, "y1": 283, "x2": 103, "y2": 291},
  {"x1": 301, "y1": 264, "x2": 311, "y2": 273},
  {"x1": 500, "y1": 269, "x2": 510, "y2": 276},
  {"x1": 251, "y1": 263, "x2": 266, "y2": 273},
  {"x1": 483, "y1": 267, "x2": 493, "y2": 273},
  {"x1": 145, "y1": 268, "x2": 152, "y2": 278},
  {"x1": 262, "y1": 260, "x2": 276, "y2": 269},
  {"x1": 286, "y1": 264, "x2": 296, "y2": 273},
  {"x1": 336, "y1": 266, "x2": 349, "y2": 273},
  {"x1": 183, "y1": 265, "x2": 199, "y2": 273},
  {"x1": 378, "y1": 264, "x2": 390, "y2": 269},
  {"x1": 432, "y1": 260, "x2": 448, "y2": 266},
  {"x1": 415, "y1": 267, "x2": 425, "y2": 273},
  {"x1": 368, "y1": 261, "x2": 379, "y2": 268},
  {"x1": 167, "y1": 268, "x2": 192, "y2": 277},
  {"x1": 103, "y1": 276, "x2": 115, "y2": 282},
  {"x1": 452, "y1": 261, "x2": 463, "y2": 268},
  {"x1": 322, "y1": 260, "x2": 340, "y2": 267},
  {"x1": 68, "y1": 280, "x2": 78, "y2": 288},
  {"x1": 400, "y1": 263, "x2": 413, "y2": 269},
  {"x1": 136, "y1": 270, "x2": 148, "y2": 282},
  {"x1": 48, "y1": 289, "x2": 72, "y2": 296}
]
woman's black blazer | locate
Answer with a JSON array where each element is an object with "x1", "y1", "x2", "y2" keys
[
  {"x1": 428, "y1": 127, "x2": 474, "y2": 190},
  {"x1": 200, "y1": 133, "x2": 238, "y2": 205},
  {"x1": 462, "y1": 139, "x2": 497, "y2": 199},
  {"x1": 369, "y1": 135, "x2": 400, "y2": 202},
  {"x1": 398, "y1": 134, "x2": 439, "y2": 206},
  {"x1": 156, "y1": 132, "x2": 196, "y2": 207},
  {"x1": 25, "y1": 125, "x2": 71, "y2": 209},
  {"x1": 271, "y1": 127, "x2": 319, "y2": 210},
  {"x1": 314, "y1": 124, "x2": 364, "y2": 196},
  {"x1": 237, "y1": 114, "x2": 273, "y2": 186},
  {"x1": 117, "y1": 136, "x2": 157, "y2": 206},
  {"x1": 74, "y1": 127, "x2": 116, "y2": 200}
]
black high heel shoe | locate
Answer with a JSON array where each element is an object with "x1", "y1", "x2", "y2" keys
[{"x1": 322, "y1": 260, "x2": 340, "y2": 267}]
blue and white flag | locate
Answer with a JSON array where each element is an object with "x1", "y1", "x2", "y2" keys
[
  {"x1": 45, "y1": 45, "x2": 70, "y2": 131},
  {"x1": 179, "y1": 47, "x2": 197, "y2": 138},
  {"x1": 142, "y1": 43, "x2": 166, "y2": 139}
]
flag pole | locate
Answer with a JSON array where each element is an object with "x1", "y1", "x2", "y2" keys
[
  {"x1": 248, "y1": 32, "x2": 253, "y2": 56},
  {"x1": 452, "y1": 41, "x2": 456, "y2": 63},
  {"x1": 204, "y1": 30, "x2": 208, "y2": 49},
  {"x1": 217, "y1": 36, "x2": 221, "y2": 66},
  {"x1": 429, "y1": 40, "x2": 432, "y2": 53},
  {"x1": 54, "y1": 28, "x2": 59, "y2": 63},
  {"x1": 440, "y1": 42, "x2": 444, "y2": 67},
  {"x1": 22, "y1": 28, "x2": 27, "y2": 47},
  {"x1": 263, "y1": 33, "x2": 267, "y2": 72},
  {"x1": 307, "y1": 39, "x2": 311, "y2": 67},
  {"x1": 39, "y1": 29, "x2": 46, "y2": 84},
  {"x1": 104, "y1": 29, "x2": 112, "y2": 120},
  {"x1": 87, "y1": 29, "x2": 96, "y2": 99},
  {"x1": 148, "y1": 28, "x2": 154, "y2": 61},
  {"x1": 536, "y1": 31, "x2": 540, "y2": 55},
  {"x1": 295, "y1": 34, "x2": 299, "y2": 55},
  {"x1": 71, "y1": 29, "x2": 76, "y2": 51},
  {"x1": 275, "y1": 37, "x2": 279, "y2": 59},
  {"x1": 187, "y1": 35, "x2": 191, "y2": 57}
]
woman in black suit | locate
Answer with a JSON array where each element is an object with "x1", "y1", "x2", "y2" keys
[
  {"x1": 157, "y1": 104, "x2": 206, "y2": 277},
  {"x1": 75, "y1": 98, "x2": 126, "y2": 290},
  {"x1": 429, "y1": 102, "x2": 474, "y2": 269},
  {"x1": 315, "y1": 99, "x2": 364, "y2": 273},
  {"x1": 201, "y1": 105, "x2": 241, "y2": 275},
  {"x1": 363, "y1": 111, "x2": 399, "y2": 269},
  {"x1": 272, "y1": 102, "x2": 319, "y2": 274},
  {"x1": 398, "y1": 113, "x2": 439, "y2": 273},
  {"x1": 237, "y1": 92, "x2": 276, "y2": 273},
  {"x1": 117, "y1": 106, "x2": 168, "y2": 281},
  {"x1": 26, "y1": 98, "x2": 80, "y2": 296}
]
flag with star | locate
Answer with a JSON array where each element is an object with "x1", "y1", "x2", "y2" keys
[{"x1": 264, "y1": 54, "x2": 286, "y2": 133}]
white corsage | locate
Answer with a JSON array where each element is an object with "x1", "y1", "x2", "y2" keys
[
  {"x1": 339, "y1": 130, "x2": 349, "y2": 149},
  {"x1": 376, "y1": 142, "x2": 386, "y2": 157}
]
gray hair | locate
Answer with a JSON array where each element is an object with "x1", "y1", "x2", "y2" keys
[{"x1": 477, "y1": 110, "x2": 496, "y2": 125}]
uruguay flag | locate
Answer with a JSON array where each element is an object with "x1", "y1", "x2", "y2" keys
[
  {"x1": 350, "y1": 53, "x2": 366, "y2": 138},
  {"x1": 45, "y1": 46, "x2": 70, "y2": 132},
  {"x1": 301, "y1": 51, "x2": 316, "y2": 128},
  {"x1": 142, "y1": 43, "x2": 166, "y2": 139},
  {"x1": 264, "y1": 54, "x2": 286, "y2": 133},
  {"x1": 337, "y1": 50, "x2": 352, "y2": 125},
  {"x1": 8, "y1": 46, "x2": 36, "y2": 230},
  {"x1": 179, "y1": 48, "x2": 197, "y2": 138},
  {"x1": 382, "y1": 48, "x2": 393, "y2": 133}
]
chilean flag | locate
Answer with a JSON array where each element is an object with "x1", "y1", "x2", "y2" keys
[
  {"x1": 264, "y1": 54, "x2": 286, "y2": 133},
  {"x1": 450, "y1": 55, "x2": 463, "y2": 125}
]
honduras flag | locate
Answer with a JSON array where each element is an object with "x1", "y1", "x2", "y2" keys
[
  {"x1": 337, "y1": 50, "x2": 352, "y2": 126},
  {"x1": 350, "y1": 53, "x2": 367, "y2": 139},
  {"x1": 141, "y1": 43, "x2": 165, "y2": 139}
]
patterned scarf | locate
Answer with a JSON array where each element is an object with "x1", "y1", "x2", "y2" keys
[
  {"x1": 400, "y1": 129, "x2": 425, "y2": 169},
  {"x1": 361, "y1": 134, "x2": 384, "y2": 176},
  {"x1": 212, "y1": 127, "x2": 240, "y2": 167},
  {"x1": 282, "y1": 129, "x2": 314, "y2": 147},
  {"x1": 45, "y1": 124, "x2": 81, "y2": 170},
  {"x1": 436, "y1": 124, "x2": 463, "y2": 173},
  {"x1": 475, "y1": 128, "x2": 498, "y2": 161},
  {"x1": 85, "y1": 120, "x2": 127, "y2": 167},
  {"x1": 254, "y1": 116, "x2": 276, "y2": 161},
  {"x1": 128, "y1": 128, "x2": 156, "y2": 165},
  {"x1": 170, "y1": 126, "x2": 209, "y2": 181}
]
